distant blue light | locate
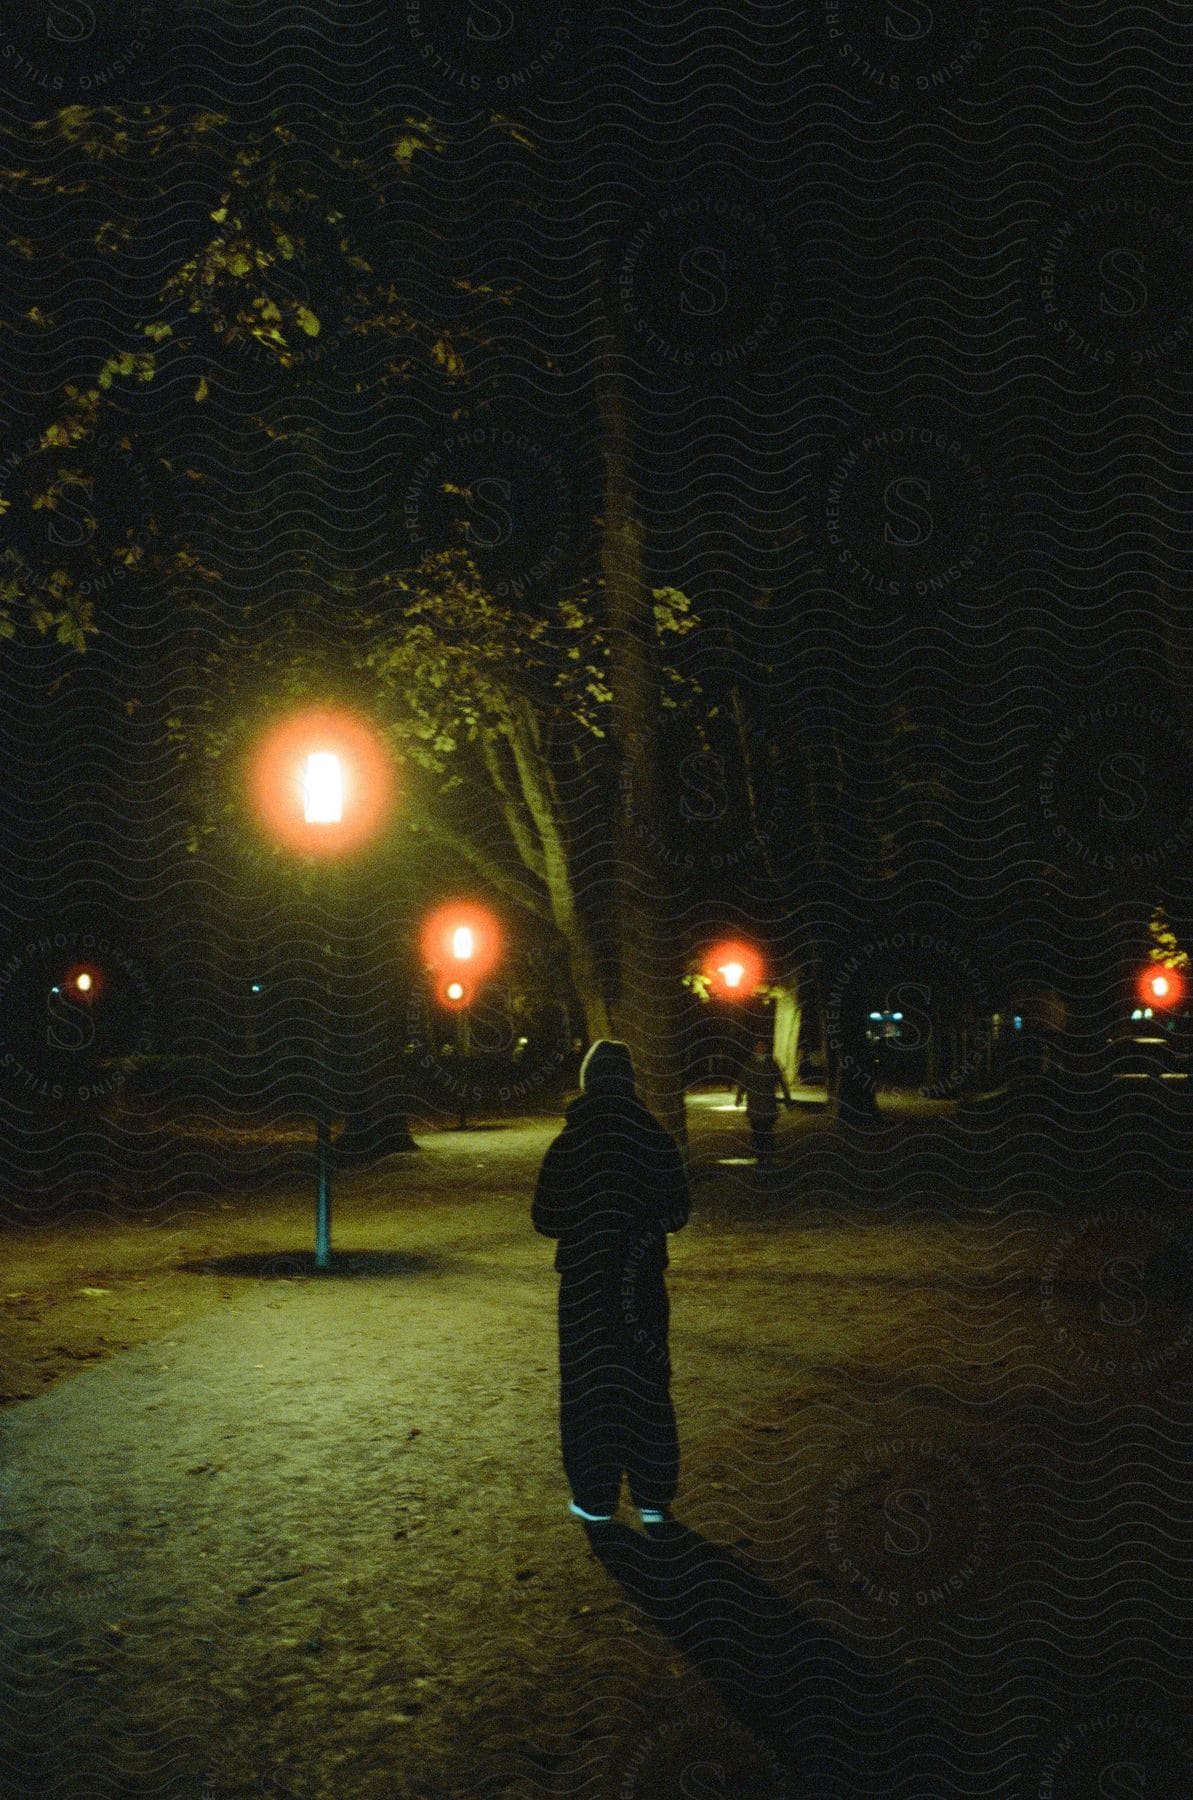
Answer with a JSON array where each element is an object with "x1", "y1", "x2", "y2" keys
[
  {"x1": 892, "y1": 1012, "x2": 903, "y2": 1022},
  {"x1": 251, "y1": 983, "x2": 262, "y2": 994},
  {"x1": 1013, "y1": 1015, "x2": 1023, "y2": 1030},
  {"x1": 50, "y1": 985, "x2": 60, "y2": 995},
  {"x1": 869, "y1": 1011, "x2": 882, "y2": 1020}
]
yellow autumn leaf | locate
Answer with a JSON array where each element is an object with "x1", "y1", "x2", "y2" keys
[
  {"x1": 210, "y1": 206, "x2": 227, "y2": 224},
  {"x1": 275, "y1": 233, "x2": 294, "y2": 259},
  {"x1": 431, "y1": 338, "x2": 463, "y2": 374},
  {"x1": 294, "y1": 305, "x2": 320, "y2": 337},
  {"x1": 490, "y1": 114, "x2": 536, "y2": 151},
  {"x1": 227, "y1": 251, "x2": 253, "y2": 277},
  {"x1": 143, "y1": 321, "x2": 172, "y2": 342},
  {"x1": 194, "y1": 376, "x2": 208, "y2": 402}
]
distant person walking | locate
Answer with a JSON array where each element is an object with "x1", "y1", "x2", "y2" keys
[
  {"x1": 532, "y1": 1039, "x2": 690, "y2": 1529},
  {"x1": 735, "y1": 1037, "x2": 793, "y2": 1160}
]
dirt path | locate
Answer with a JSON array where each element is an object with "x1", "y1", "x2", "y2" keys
[{"x1": 2, "y1": 1102, "x2": 1193, "y2": 1796}]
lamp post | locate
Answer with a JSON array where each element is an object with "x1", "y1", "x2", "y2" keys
[
  {"x1": 421, "y1": 902, "x2": 501, "y2": 1130},
  {"x1": 441, "y1": 973, "x2": 474, "y2": 1127},
  {"x1": 703, "y1": 939, "x2": 765, "y2": 1002},
  {"x1": 62, "y1": 963, "x2": 103, "y2": 1002},
  {"x1": 250, "y1": 708, "x2": 395, "y2": 1271},
  {"x1": 701, "y1": 939, "x2": 766, "y2": 1083},
  {"x1": 1138, "y1": 964, "x2": 1186, "y2": 1013},
  {"x1": 303, "y1": 750, "x2": 342, "y2": 1269}
]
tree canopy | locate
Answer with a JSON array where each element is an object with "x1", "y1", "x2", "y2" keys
[{"x1": 0, "y1": 102, "x2": 521, "y2": 644}]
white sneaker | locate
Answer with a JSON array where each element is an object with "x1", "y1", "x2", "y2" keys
[
  {"x1": 568, "y1": 1501, "x2": 614, "y2": 1523},
  {"x1": 638, "y1": 1507, "x2": 671, "y2": 1526}
]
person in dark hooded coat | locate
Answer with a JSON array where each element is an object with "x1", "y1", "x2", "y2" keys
[{"x1": 532, "y1": 1038, "x2": 690, "y2": 1526}]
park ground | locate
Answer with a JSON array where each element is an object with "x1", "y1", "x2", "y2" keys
[{"x1": 1, "y1": 1088, "x2": 1192, "y2": 1797}]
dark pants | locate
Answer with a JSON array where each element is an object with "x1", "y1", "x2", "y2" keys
[
  {"x1": 748, "y1": 1110, "x2": 777, "y2": 1158},
  {"x1": 557, "y1": 1274, "x2": 679, "y2": 1514}
]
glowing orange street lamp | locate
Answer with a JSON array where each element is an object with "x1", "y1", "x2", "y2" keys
[
  {"x1": 250, "y1": 707, "x2": 395, "y2": 861},
  {"x1": 250, "y1": 707, "x2": 396, "y2": 1269},
  {"x1": 1137, "y1": 963, "x2": 1186, "y2": 1012},
  {"x1": 303, "y1": 751, "x2": 343, "y2": 824},
  {"x1": 703, "y1": 939, "x2": 765, "y2": 1000},
  {"x1": 62, "y1": 964, "x2": 102, "y2": 1001},
  {"x1": 422, "y1": 902, "x2": 501, "y2": 1127},
  {"x1": 420, "y1": 901, "x2": 501, "y2": 982}
]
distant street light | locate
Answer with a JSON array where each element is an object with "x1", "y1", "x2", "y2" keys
[
  {"x1": 422, "y1": 901, "x2": 501, "y2": 1128},
  {"x1": 62, "y1": 963, "x2": 102, "y2": 1001},
  {"x1": 1137, "y1": 964, "x2": 1186, "y2": 1011},
  {"x1": 703, "y1": 939, "x2": 764, "y2": 1000},
  {"x1": 420, "y1": 901, "x2": 501, "y2": 980},
  {"x1": 250, "y1": 707, "x2": 396, "y2": 1269}
]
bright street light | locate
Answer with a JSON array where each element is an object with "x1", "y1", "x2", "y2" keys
[
  {"x1": 250, "y1": 707, "x2": 396, "y2": 1269},
  {"x1": 303, "y1": 752, "x2": 344, "y2": 825},
  {"x1": 420, "y1": 901, "x2": 501, "y2": 980},
  {"x1": 250, "y1": 707, "x2": 394, "y2": 858},
  {"x1": 702, "y1": 939, "x2": 764, "y2": 1000},
  {"x1": 1137, "y1": 963, "x2": 1186, "y2": 1011},
  {"x1": 62, "y1": 964, "x2": 102, "y2": 1001},
  {"x1": 422, "y1": 901, "x2": 502, "y2": 1127}
]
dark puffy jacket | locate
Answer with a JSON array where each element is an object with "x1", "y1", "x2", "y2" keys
[{"x1": 532, "y1": 1091, "x2": 691, "y2": 1280}]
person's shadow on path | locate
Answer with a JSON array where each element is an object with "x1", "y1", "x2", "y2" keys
[{"x1": 582, "y1": 1520, "x2": 944, "y2": 1799}]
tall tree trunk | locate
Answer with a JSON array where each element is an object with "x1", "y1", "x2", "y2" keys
[
  {"x1": 591, "y1": 300, "x2": 687, "y2": 1147},
  {"x1": 501, "y1": 706, "x2": 617, "y2": 1055},
  {"x1": 772, "y1": 983, "x2": 801, "y2": 1088},
  {"x1": 564, "y1": 931, "x2": 613, "y2": 1043}
]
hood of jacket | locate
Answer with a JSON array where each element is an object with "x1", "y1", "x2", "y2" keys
[{"x1": 562, "y1": 1089, "x2": 657, "y2": 1129}]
